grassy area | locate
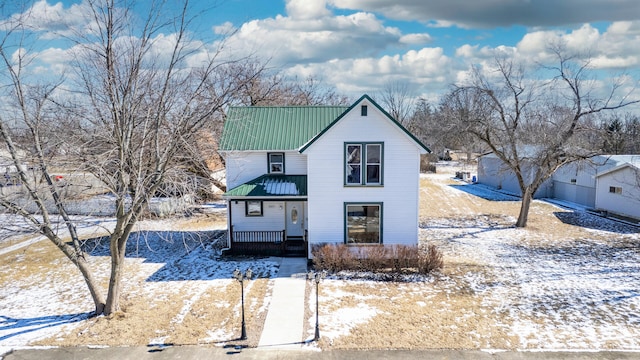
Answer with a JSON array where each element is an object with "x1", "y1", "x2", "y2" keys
[{"x1": 2, "y1": 168, "x2": 639, "y2": 350}]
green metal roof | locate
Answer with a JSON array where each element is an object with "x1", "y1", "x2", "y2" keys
[
  {"x1": 224, "y1": 174, "x2": 307, "y2": 198},
  {"x1": 219, "y1": 106, "x2": 349, "y2": 151}
]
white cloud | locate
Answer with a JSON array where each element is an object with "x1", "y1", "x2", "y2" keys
[
  {"x1": 399, "y1": 33, "x2": 432, "y2": 45},
  {"x1": 0, "y1": 0, "x2": 93, "y2": 39},
  {"x1": 513, "y1": 22, "x2": 640, "y2": 69},
  {"x1": 213, "y1": 21, "x2": 235, "y2": 35},
  {"x1": 223, "y1": 8, "x2": 402, "y2": 65},
  {"x1": 285, "y1": 47, "x2": 455, "y2": 95},
  {"x1": 33, "y1": 47, "x2": 71, "y2": 73},
  {"x1": 455, "y1": 44, "x2": 478, "y2": 58},
  {"x1": 285, "y1": 0, "x2": 331, "y2": 20}
]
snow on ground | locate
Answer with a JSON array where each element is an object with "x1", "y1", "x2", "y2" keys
[
  {"x1": 3, "y1": 171, "x2": 640, "y2": 352},
  {"x1": 426, "y1": 214, "x2": 640, "y2": 348},
  {"x1": 0, "y1": 214, "x2": 117, "y2": 254},
  {"x1": 420, "y1": 177, "x2": 640, "y2": 350},
  {"x1": 308, "y1": 170, "x2": 640, "y2": 350},
  {"x1": 0, "y1": 213, "x2": 279, "y2": 354}
]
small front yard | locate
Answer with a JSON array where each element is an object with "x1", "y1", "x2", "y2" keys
[{"x1": 1, "y1": 166, "x2": 639, "y2": 351}]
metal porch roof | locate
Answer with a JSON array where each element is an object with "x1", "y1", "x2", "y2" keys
[{"x1": 223, "y1": 175, "x2": 307, "y2": 197}]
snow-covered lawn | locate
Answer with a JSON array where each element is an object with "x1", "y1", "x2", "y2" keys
[
  {"x1": 0, "y1": 204, "x2": 278, "y2": 355},
  {"x1": 423, "y1": 214, "x2": 640, "y2": 349},
  {"x1": 311, "y1": 169, "x2": 640, "y2": 350},
  {"x1": 2, "y1": 169, "x2": 640, "y2": 353}
]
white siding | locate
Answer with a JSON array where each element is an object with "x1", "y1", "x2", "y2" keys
[
  {"x1": 550, "y1": 157, "x2": 635, "y2": 208},
  {"x1": 477, "y1": 155, "x2": 552, "y2": 198},
  {"x1": 477, "y1": 156, "x2": 509, "y2": 190},
  {"x1": 224, "y1": 151, "x2": 307, "y2": 189},
  {"x1": 551, "y1": 161, "x2": 598, "y2": 207},
  {"x1": 230, "y1": 200, "x2": 286, "y2": 231},
  {"x1": 553, "y1": 161, "x2": 598, "y2": 188},
  {"x1": 284, "y1": 152, "x2": 307, "y2": 174},
  {"x1": 595, "y1": 166, "x2": 640, "y2": 219},
  {"x1": 304, "y1": 100, "x2": 422, "y2": 248},
  {"x1": 225, "y1": 152, "x2": 266, "y2": 190}
]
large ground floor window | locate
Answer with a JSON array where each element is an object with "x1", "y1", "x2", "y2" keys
[{"x1": 345, "y1": 203, "x2": 382, "y2": 244}]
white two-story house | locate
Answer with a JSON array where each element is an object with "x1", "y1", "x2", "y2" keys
[{"x1": 218, "y1": 95, "x2": 430, "y2": 257}]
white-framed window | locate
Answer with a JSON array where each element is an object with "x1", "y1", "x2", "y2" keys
[
  {"x1": 268, "y1": 153, "x2": 284, "y2": 174},
  {"x1": 245, "y1": 200, "x2": 263, "y2": 216},
  {"x1": 609, "y1": 186, "x2": 622, "y2": 194},
  {"x1": 345, "y1": 203, "x2": 382, "y2": 244},
  {"x1": 345, "y1": 142, "x2": 383, "y2": 186}
]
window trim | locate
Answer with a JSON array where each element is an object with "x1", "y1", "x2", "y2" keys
[
  {"x1": 344, "y1": 202, "x2": 383, "y2": 245},
  {"x1": 609, "y1": 186, "x2": 622, "y2": 194},
  {"x1": 268, "y1": 152, "x2": 285, "y2": 174},
  {"x1": 245, "y1": 200, "x2": 263, "y2": 217},
  {"x1": 344, "y1": 142, "x2": 384, "y2": 186}
]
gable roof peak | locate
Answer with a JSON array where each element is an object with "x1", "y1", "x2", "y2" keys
[{"x1": 299, "y1": 94, "x2": 430, "y2": 153}]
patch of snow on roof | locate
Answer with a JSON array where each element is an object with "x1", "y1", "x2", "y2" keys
[{"x1": 260, "y1": 180, "x2": 298, "y2": 195}]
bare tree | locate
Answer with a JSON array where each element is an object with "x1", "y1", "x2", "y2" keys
[
  {"x1": 286, "y1": 76, "x2": 350, "y2": 106},
  {"x1": 225, "y1": 62, "x2": 348, "y2": 107},
  {"x1": 0, "y1": 0, "x2": 254, "y2": 315},
  {"x1": 378, "y1": 81, "x2": 415, "y2": 125},
  {"x1": 446, "y1": 47, "x2": 639, "y2": 227}
]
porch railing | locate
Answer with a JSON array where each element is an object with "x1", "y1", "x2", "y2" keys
[
  {"x1": 228, "y1": 226, "x2": 307, "y2": 257},
  {"x1": 231, "y1": 229, "x2": 285, "y2": 243}
]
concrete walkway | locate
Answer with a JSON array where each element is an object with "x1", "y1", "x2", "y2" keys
[{"x1": 257, "y1": 257, "x2": 308, "y2": 349}]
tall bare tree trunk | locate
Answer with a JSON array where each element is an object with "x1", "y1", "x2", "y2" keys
[
  {"x1": 516, "y1": 187, "x2": 533, "y2": 227},
  {"x1": 104, "y1": 234, "x2": 127, "y2": 315},
  {"x1": 75, "y1": 257, "x2": 107, "y2": 315}
]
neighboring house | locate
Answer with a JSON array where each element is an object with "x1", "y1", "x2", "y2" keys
[
  {"x1": 477, "y1": 152, "x2": 640, "y2": 220},
  {"x1": 218, "y1": 95, "x2": 430, "y2": 257},
  {"x1": 595, "y1": 160, "x2": 640, "y2": 220},
  {"x1": 551, "y1": 155, "x2": 639, "y2": 208}
]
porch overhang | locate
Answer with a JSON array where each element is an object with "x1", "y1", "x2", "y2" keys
[{"x1": 223, "y1": 174, "x2": 307, "y2": 199}]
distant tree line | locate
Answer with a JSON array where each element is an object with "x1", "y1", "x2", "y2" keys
[
  {"x1": 381, "y1": 89, "x2": 640, "y2": 164},
  {"x1": 377, "y1": 46, "x2": 638, "y2": 228}
]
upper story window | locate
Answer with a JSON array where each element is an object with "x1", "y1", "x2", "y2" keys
[
  {"x1": 268, "y1": 153, "x2": 284, "y2": 174},
  {"x1": 361, "y1": 105, "x2": 368, "y2": 116},
  {"x1": 345, "y1": 142, "x2": 383, "y2": 186},
  {"x1": 609, "y1": 186, "x2": 622, "y2": 194}
]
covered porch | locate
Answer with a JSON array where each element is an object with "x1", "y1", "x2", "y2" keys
[{"x1": 224, "y1": 174, "x2": 308, "y2": 257}]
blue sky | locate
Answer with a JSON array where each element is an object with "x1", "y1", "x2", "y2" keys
[{"x1": 2, "y1": 0, "x2": 640, "y2": 105}]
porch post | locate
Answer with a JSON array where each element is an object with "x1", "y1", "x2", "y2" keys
[{"x1": 228, "y1": 200, "x2": 233, "y2": 249}]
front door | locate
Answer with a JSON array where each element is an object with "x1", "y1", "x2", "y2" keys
[{"x1": 285, "y1": 201, "x2": 304, "y2": 238}]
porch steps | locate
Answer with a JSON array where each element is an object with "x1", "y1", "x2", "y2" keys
[{"x1": 284, "y1": 238, "x2": 306, "y2": 257}]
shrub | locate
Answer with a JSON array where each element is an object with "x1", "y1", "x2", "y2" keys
[
  {"x1": 417, "y1": 244, "x2": 444, "y2": 274},
  {"x1": 311, "y1": 243, "x2": 355, "y2": 272},
  {"x1": 311, "y1": 243, "x2": 443, "y2": 276}
]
